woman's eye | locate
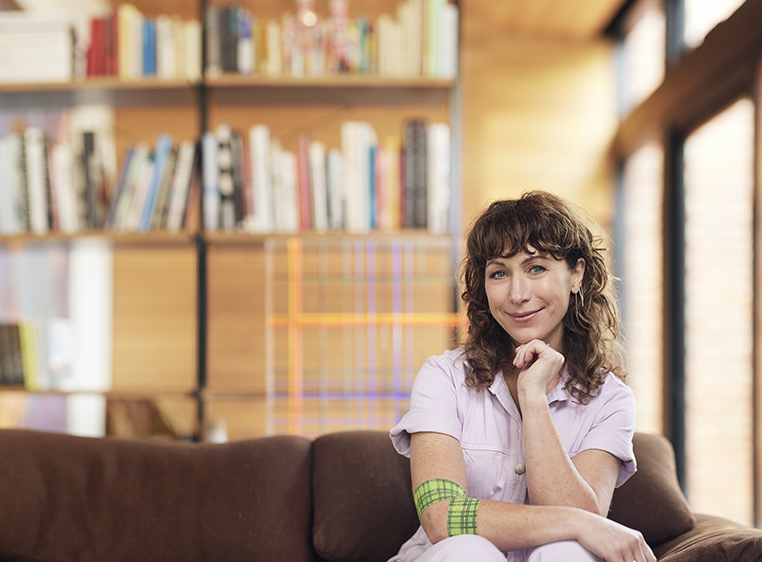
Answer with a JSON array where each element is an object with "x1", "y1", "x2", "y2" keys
[
  {"x1": 489, "y1": 270, "x2": 506, "y2": 279},
  {"x1": 529, "y1": 265, "x2": 546, "y2": 274}
]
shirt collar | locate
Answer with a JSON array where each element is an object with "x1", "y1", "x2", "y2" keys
[{"x1": 488, "y1": 368, "x2": 599, "y2": 403}]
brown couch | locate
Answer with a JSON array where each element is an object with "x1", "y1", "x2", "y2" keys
[{"x1": 0, "y1": 429, "x2": 759, "y2": 562}]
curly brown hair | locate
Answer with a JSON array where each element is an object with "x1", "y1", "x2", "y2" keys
[{"x1": 461, "y1": 191, "x2": 625, "y2": 403}]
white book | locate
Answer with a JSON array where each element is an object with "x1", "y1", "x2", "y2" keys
[
  {"x1": 184, "y1": 19, "x2": 202, "y2": 81},
  {"x1": 399, "y1": 0, "x2": 423, "y2": 77},
  {"x1": 50, "y1": 142, "x2": 79, "y2": 233},
  {"x1": 166, "y1": 140, "x2": 196, "y2": 232},
  {"x1": 0, "y1": 12, "x2": 75, "y2": 31},
  {"x1": 202, "y1": 131, "x2": 220, "y2": 231},
  {"x1": 118, "y1": 3, "x2": 142, "y2": 81},
  {"x1": 326, "y1": 148, "x2": 344, "y2": 230},
  {"x1": 342, "y1": 121, "x2": 377, "y2": 233},
  {"x1": 24, "y1": 127, "x2": 49, "y2": 235},
  {"x1": 265, "y1": 19, "x2": 282, "y2": 76},
  {"x1": 309, "y1": 141, "x2": 328, "y2": 232},
  {"x1": 155, "y1": 15, "x2": 175, "y2": 80},
  {"x1": 249, "y1": 125, "x2": 274, "y2": 232},
  {"x1": 273, "y1": 147, "x2": 299, "y2": 233},
  {"x1": 0, "y1": 135, "x2": 22, "y2": 234},
  {"x1": 341, "y1": 122, "x2": 360, "y2": 231},
  {"x1": 427, "y1": 122, "x2": 450, "y2": 234},
  {"x1": 441, "y1": 3, "x2": 459, "y2": 79},
  {"x1": 377, "y1": 14, "x2": 393, "y2": 77}
]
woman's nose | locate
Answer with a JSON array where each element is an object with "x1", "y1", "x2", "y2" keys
[{"x1": 509, "y1": 275, "x2": 530, "y2": 304}]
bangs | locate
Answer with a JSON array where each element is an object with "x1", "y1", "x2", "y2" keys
[{"x1": 469, "y1": 198, "x2": 578, "y2": 264}]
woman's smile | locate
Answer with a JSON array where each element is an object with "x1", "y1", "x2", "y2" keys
[{"x1": 484, "y1": 247, "x2": 584, "y2": 349}]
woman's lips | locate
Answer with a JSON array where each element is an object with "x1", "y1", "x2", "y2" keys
[{"x1": 509, "y1": 310, "x2": 541, "y2": 322}]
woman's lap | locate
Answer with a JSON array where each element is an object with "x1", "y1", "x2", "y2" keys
[{"x1": 408, "y1": 536, "x2": 601, "y2": 562}]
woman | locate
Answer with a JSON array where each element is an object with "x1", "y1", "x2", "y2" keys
[{"x1": 389, "y1": 192, "x2": 655, "y2": 562}]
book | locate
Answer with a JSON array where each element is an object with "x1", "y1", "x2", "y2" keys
[
  {"x1": 326, "y1": 148, "x2": 344, "y2": 230},
  {"x1": 248, "y1": 124, "x2": 274, "y2": 232},
  {"x1": 49, "y1": 141, "x2": 79, "y2": 233},
  {"x1": 165, "y1": 140, "x2": 197, "y2": 232},
  {"x1": 309, "y1": 140, "x2": 328, "y2": 232},
  {"x1": 142, "y1": 18, "x2": 156, "y2": 76},
  {"x1": 202, "y1": 131, "x2": 220, "y2": 231},
  {"x1": 149, "y1": 146, "x2": 178, "y2": 230},
  {"x1": 0, "y1": 134, "x2": 23, "y2": 234},
  {"x1": 0, "y1": 12, "x2": 75, "y2": 83},
  {"x1": 205, "y1": 6, "x2": 222, "y2": 77},
  {"x1": 215, "y1": 124, "x2": 236, "y2": 231},
  {"x1": 272, "y1": 145, "x2": 299, "y2": 233},
  {"x1": 24, "y1": 127, "x2": 50, "y2": 235},
  {"x1": 426, "y1": 122, "x2": 450, "y2": 234},
  {"x1": 140, "y1": 133, "x2": 173, "y2": 231},
  {"x1": 297, "y1": 135, "x2": 313, "y2": 230}
]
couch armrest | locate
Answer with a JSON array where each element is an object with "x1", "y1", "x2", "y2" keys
[{"x1": 653, "y1": 513, "x2": 762, "y2": 561}]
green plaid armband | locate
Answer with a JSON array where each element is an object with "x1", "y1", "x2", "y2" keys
[
  {"x1": 413, "y1": 479, "x2": 466, "y2": 519},
  {"x1": 447, "y1": 497, "x2": 481, "y2": 536}
]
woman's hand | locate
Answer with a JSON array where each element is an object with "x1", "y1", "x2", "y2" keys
[
  {"x1": 513, "y1": 339, "x2": 566, "y2": 396},
  {"x1": 574, "y1": 511, "x2": 656, "y2": 562}
]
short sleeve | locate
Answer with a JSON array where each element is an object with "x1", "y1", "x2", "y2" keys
[
  {"x1": 389, "y1": 351, "x2": 465, "y2": 458},
  {"x1": 576, "y1": 376, "x2": 637, "y2": 487}
]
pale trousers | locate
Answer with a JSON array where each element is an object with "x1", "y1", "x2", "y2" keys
[{"x1": 414, "y1": 535, "x2": 602, "y2": 562}]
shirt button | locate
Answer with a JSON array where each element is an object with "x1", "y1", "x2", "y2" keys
[{"x1": 514, "y1": 463, "x2": 526, "y2": 475}]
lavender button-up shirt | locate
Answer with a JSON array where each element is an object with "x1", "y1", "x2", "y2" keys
[{"x1": 389, "y1": 347, "x2": 636, "y2": 561}]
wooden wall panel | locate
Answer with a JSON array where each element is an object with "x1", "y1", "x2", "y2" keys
[
  {"x1": 461, "y1": 14, "x2": 618, "y2": 229},
  {"x1": 112, "y1": 244, "x2": 197, "y2": 392},
  {"x1": 206, "y1": 244, "x2": 267, "y2": 392}
]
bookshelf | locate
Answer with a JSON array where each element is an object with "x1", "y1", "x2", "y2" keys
[{"x1": 0, "y1": 0, "x2": 461, "y2": 441}]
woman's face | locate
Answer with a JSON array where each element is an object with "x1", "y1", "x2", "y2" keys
[{"x1": 483, "y1": 246, "x2": 584, "y2": 351}]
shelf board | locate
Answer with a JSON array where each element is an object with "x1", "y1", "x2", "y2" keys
[
  {"x1": 0, "y1": 74, "x2": 454, "y2": 94},
  {"x1": 203, "y1": 230, "x2": 454, "y2": 246},
  {"x1": 0, "y1": 77, "x2": 199, "y2": 94},
  {"x1": 0, "y1": 231, "x2": 197, "y2": 246},
  {"x1": 205, "y1": 73, "x2": 456, "y2": 89}
]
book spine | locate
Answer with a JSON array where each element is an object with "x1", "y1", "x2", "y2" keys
[
  {"x1": 413, "y1": 120, "x2": 428, "y2": 229},
  {"x1": 140, "y1": 133, "x2": 173, "y2": 231},
  {"x1": 202, "y1": 131, "x2": 220, "y2": 231}
]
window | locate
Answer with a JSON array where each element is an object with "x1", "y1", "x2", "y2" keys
[
  {"x1": 620, "y1": 0, "x2": 665, "y2": 112},
  {"x1": 682, "y1": 98, "x2": 755, "y2": 525},
  {"x1": 683, "y1": 0, "x2": 745, "y2": 49},
  {"x1": 621, "y1": 142, "x2": 664, "y2": 435}
]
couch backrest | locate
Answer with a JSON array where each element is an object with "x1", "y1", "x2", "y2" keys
[
  {"x1": 312, "y1": 431, "x2": 419, "y2": 562},
  {"x1": 0, "y1": 429, "x2": 315, "y2": 562},
  {"x1": 311, "y1": 431, "x2": 697, "y2": 562}
]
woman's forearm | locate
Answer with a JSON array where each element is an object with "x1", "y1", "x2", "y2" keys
[{"x1": 519, "y1": 390, "x2": 603, "y2": 514}]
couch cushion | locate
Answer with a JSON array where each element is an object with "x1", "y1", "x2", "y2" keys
[
  {"x1": 608, "y1": 432, "x2": 695, "y2": 545},
  {"x1": 0, "y1": 429, "x2": 314, "y2": 562},
  {"x1": 654, "y1": 513, "x2": 762, "y2": 561},
  {"x1": 312, "y1": 431, "x2": 419, "y2": 562}
]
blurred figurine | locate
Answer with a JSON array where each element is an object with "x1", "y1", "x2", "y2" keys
[
  {"x1": 327, "y1": 0, "x2": 351, "y2": 73},
  {"x1": 283, "y1": 0, "x2": 325, "y2": 76}
]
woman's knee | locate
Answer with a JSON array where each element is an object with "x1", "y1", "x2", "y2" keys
[
  {"x1": 419, "y1": 535, "x2": 506, "y2": 562},
  {"x1": 525, "y1": 540, "x2": 602, "y2": 562}
]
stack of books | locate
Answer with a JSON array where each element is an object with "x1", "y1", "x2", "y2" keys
[{"x1": 0, "y1": 12, "x2": 75, "y2": 83}]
